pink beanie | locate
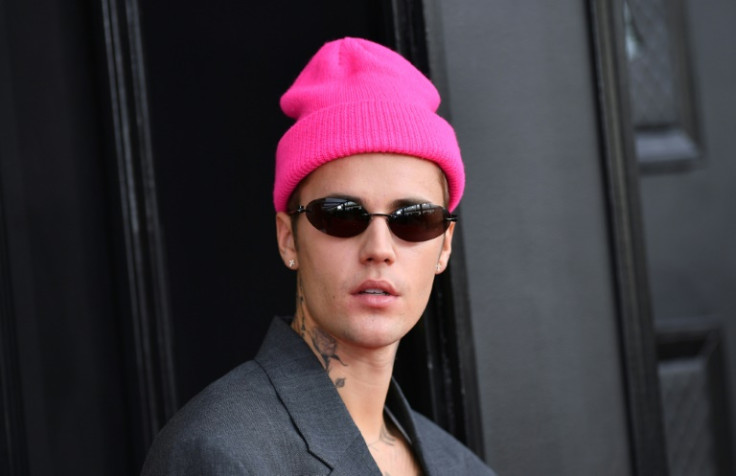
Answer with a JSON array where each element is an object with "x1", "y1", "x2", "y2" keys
[{"x1": 274, "y1": 37, "x2": 464, "y2": 212}]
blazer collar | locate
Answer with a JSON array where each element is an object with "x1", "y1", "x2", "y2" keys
[
  {"x1": 254, "y1": 317, "x2": 382, "y2": 474},
  {"x1": 386, "y1": 378, "x2": 473, "y2": 476}
]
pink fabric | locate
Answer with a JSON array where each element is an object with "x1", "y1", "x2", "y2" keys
[{"x1": 274, "y1": 37, "x2": 464, "y2": 212}]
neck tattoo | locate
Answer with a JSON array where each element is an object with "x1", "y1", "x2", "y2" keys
[
  {"x1": 367, "y1": 422, "x2": 397, "y2": 448},
  {"x1": 293, "y1": 275, "x2": 348, "y2": 388}
]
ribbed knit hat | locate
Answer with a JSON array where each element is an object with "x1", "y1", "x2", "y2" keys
[{"x1": 274, "y1": 37, "x2": 464, "y2": 212}]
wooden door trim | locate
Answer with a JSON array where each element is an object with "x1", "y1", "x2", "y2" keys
[
  {"x1": 587, "y1": 1, "x2": 668, "y2": 474},
  {"x1": 99, "y1": 0, "x2": 177, "y2": 458}
]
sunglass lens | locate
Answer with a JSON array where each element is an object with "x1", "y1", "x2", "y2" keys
[
  {"x1": 306, "y1": 198, "x2": 369, "y2": 238},
  {"x1": 390, "y1": 204, "x2": 449, "y2": 242}
]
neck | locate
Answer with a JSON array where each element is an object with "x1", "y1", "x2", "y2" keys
[{"x1": 291, "y1": 317, "x2": 397, "y2": 443}]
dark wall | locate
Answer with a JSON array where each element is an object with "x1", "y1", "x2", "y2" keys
[{"x1": 0, "y1": 0, "x2": 132, "y2": 474}]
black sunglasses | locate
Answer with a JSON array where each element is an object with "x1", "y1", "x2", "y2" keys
[{"x1": 290, "y1": 197, "x2": 457, "y2": 242}]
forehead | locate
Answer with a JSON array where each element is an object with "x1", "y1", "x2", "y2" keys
[{"x1": 299, "y1": 153, "x2": 445, "y2": 205}]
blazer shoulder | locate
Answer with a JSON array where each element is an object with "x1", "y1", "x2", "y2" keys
[
  {"x1": 169, "y1": 360, "x2": 278, "y2": 432},
  {"x1": 141, "y1": 360, "x2": 308, "y2": 474}
]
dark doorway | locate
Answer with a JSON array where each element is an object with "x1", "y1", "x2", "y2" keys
[
  {"x1": 136, "y1": 0, "x2": 483, "y2": 467},
  {"x1": 138, "y1": 0, "x2": 392, "y2": 409}
]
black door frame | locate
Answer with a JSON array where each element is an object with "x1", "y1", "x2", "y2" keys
[
  {"x1": 385, "y1": 0, "x2": 486, "y2": 458},
  {"x1": 98, "y1": 0, "x2": 178, "y2": 462},
  {"x1": 587, "y1": 1, "x2": 668, "y2": 474}
]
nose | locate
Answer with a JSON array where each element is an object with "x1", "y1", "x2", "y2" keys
[{"x1": 358, "y1": 215, "x2": 396, "y2": 265}]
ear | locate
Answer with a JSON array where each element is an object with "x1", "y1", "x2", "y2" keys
[
  {"x1": 275, "y1": 211, "x2": 297, "y2": 266},
  {"x1": 436, "y1": 221, "x2": 455, "y2": 274}
]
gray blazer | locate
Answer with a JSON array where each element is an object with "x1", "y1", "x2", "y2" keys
[{"x1": 141, "y1": 317, "x2": 496, "y2": 475}]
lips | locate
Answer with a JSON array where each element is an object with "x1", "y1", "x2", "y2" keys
[
  {"x1": 351, "y1": 280, "x2": 398, "y2": 297},
  {"x1": 361, "y1": 289, "x2": 391, "y2": 296}
]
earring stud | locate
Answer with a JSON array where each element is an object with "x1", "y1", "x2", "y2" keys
[
  {"x1": 288, "y1": 259, "x2": 296, "y2": 269},
  {"x1": 436, "y1": 263, "x2": 441, "y2": 272}
]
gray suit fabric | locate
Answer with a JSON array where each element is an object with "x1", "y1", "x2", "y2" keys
[{"x1": 141, "y1": 316, "x2": 496, "y2": 475}]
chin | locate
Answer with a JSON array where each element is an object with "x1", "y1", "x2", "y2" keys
[{"x1": 341, "y1": 314, "x2": 418, "y2": 349}]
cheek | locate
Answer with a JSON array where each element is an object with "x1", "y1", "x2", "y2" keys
[
  {"x1": 415, "y1": 268, "x2": 437, "y2": 304},
  {"x1": 404, "y1": 247, "x2": 442, "y2": 303},
  {"x1": 299, "y1": 240, "x2": 352, "y2": 292}
]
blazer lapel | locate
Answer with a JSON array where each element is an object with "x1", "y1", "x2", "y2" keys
[
  {"x1": 326, "y1": 436, "x2": 381, "y2": 476},
  {"x1": 386, "y1": 379, "x2": 459, "y2": 476},
  {"x1": 255, "y1": 317, "x2": 382, "y2": 475}
]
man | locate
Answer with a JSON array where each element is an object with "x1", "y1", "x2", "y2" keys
[{"x1": 142, "y1": 37, "x2": 495, "y2": 475}]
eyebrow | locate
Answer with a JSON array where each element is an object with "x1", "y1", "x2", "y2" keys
[{"x1": 322, "y1": 194, "x2": 436, "y2": 210}]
